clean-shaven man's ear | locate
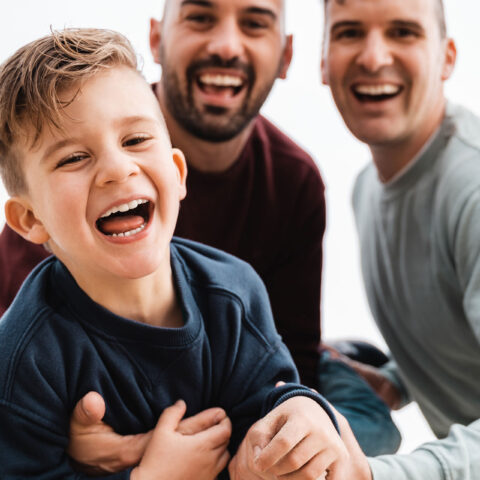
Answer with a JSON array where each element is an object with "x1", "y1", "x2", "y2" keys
[
  {"x1": 320, "y1": 54, "x2": 330, "y2": 85},
  {"x1": 172, "y1": 148, "x2": 188, "y2": 201},
  {"x1": 441, "y1": 38, "x2": 457, "y2": 81},
  {"x1": 5, "y1": 197, "x2": 50, "y2": 245},
  {"x1": 278, "y1": 34, "x2": 294, "y2": 79},
  {"x1": 149, "y1": 18, "x2": 163, "y2": 65}
]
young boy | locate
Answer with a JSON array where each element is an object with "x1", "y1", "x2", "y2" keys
[{"x1": 0, "y1": 29, "x2": 346, "y2": 479}]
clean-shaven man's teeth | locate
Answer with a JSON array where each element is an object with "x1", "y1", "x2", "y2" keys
[
  {"x1": 199, "y1": 74, "x2": 243, "y2": 87},
  {"x1": 111, "y1": 223, "x2": 147, "y2": 238},
  {"x1": 355, "y1": 84, "x2": 400, "y2": 95},
  {"x1": 101, "y1": 199, "x2": 148, "y2": 218}
]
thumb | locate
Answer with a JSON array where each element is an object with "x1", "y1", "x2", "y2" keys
[
  {"x1": 156, "y1": 400, "x2": 187, "y2": 432},
  {"x1": 71, "y1": 391, "x2": 106, "y2": 427}
]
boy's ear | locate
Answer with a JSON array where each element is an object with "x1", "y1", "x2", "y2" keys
[
  {"x1": 5, "y1": 197, "x2": 50, "y2": 245},
  {"x1": 172, "y1": 148, "x2": 187, "y2": 201},
  {"x1": 150, "y1": 18, "x2": 163, "y2": 65}
]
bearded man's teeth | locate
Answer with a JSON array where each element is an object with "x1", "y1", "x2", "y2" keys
[
  {"x1": 111, "y1": 223, "x2": 147, "y2": 238},
  {"x1": 101, "y1": 199, "x2": 148, "y2": 219},
  {"x1": 355, "y1": 84, "x2": 400, "y2": 95},
  {"x1": 199, "y1": 74, "x2": 243, "y2": 87}
]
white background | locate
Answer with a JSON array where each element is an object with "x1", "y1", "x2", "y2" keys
[{"x1": 1, "y1": 0, "x2": 480, "y2": 454}]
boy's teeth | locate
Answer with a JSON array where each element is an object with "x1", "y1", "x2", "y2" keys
[
  {"x1": 101, "y1": 199, "x2": 148, "y2": 218},
  {"x1": 111, "y1": 223, "x2": 147, "y2": 238},
  {"x1": 355, "y1": 84, "x2": 400, "y2": 95},
  {"x1": 199, "y1": 74, "x2": 243, "y2": 87}
]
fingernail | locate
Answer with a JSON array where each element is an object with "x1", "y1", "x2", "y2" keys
[{"x1": 253, "y1": 446, "x2": 262, "y2": 462}]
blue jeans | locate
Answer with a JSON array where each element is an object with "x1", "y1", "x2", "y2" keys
[{"x1": 318, "y1": 352, "x2": 401, "y2": 456}]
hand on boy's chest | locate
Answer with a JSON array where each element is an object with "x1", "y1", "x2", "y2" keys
[{"x1": 74, "y1": 333, "x2": 226, "y2": 435}]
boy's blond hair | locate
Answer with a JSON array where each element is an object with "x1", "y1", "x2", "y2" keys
[{"x1": 0, "y1": 28, "x2": 138, "y2": 195}]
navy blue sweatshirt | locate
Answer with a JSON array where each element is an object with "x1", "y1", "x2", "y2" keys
[{"x1": 0, "y1": 238, "x2": 335, "y2": 479}]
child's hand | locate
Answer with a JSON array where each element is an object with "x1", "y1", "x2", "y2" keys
[
  {"x1": 68, "y1": 391, "x2": 231, "y2": 477},
  {"x1": 131, "y1": 399, "x2": 231, "y2": 480},
  {"x1": 229, "y1": 396, "x2": 348, "y2": 480}
]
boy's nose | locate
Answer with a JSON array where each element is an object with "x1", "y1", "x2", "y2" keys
[
  {"x1": 95, "y1": 152, "x2": 140, "y2": 186},
  {"x1": 355, "y1": 31, "x2": 394, "y2": 73}
]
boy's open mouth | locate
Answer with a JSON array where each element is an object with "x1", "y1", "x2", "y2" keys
[
  {"x1": 351, "y1": 84, "x2": 403, "y2": 103},
  {"x1": 96, "y1": 199, "x2": 152, "y2": 238}
]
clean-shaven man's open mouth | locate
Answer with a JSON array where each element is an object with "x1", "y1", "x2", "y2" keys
[{"x1": 351, "y1": 83, "x2": 404, "y2": 102}]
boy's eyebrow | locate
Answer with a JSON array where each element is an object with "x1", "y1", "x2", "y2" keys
[
  {"x1": 42, "y1": 139, "x2": 77, "y2": 163},
  {"x1": 114, "y1": 115, "x2": 159, "y2": 127}
]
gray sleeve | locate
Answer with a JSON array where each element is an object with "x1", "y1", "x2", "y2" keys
[
  {"x1": 453, "y1": 187, "x2": 480, "y2": 342},
  {"x1": 368, "y1": 418, "x2": 480, "y2": 480}
]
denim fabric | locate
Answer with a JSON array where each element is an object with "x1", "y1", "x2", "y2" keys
[{"x1": 318, "y1": 352, "x2": 402, "y2": 456}]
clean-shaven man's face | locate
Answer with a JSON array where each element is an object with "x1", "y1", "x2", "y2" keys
[{"x1": 321, "y1": 0, "x2": 455, "y2": 148}]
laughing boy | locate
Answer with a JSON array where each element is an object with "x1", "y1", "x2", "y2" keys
[{"x1": 0, "y1": 28, "x2": 346, "y2": 479}]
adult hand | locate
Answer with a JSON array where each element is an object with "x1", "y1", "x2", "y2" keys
[
  {"x1": 229, "y1": 396, "x2": 349, "y2": 480},
  {"x1": 68, "y1": 391, "x2": 152, "y2": 474},
  {"x1": 327, "y1": 406, "x2": 373, "y2": 480},
  {"x1": 68, "y1": 391, "x2": 231, "y2": 475}
]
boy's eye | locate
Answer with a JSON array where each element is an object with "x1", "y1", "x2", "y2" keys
[
  {"x1": 55, "y1": 153, "x2": 89, "y2": 169},
  {"x1": 123, "y1": 135, "x2": 150, "y2": 147}
]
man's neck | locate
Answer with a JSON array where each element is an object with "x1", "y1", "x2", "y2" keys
[
  {"x1": 371, "y1": 99, "x2": 446, "y2": 183},
  {"x1": 154, "y1": 84, "x2": 254, "y2": 173}
]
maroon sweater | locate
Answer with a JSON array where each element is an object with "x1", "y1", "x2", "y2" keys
[{"x1": 0, "y1": 116, "x2": 325, "y2": 386}]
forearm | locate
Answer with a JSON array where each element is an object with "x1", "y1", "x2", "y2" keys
[{"x1": 368, "y1": 419, "x2": 480, "y2": 480}]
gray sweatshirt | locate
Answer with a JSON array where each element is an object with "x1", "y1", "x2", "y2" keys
[{"x1": 353, "y1": 102, "x2": 480, "y2": 479}]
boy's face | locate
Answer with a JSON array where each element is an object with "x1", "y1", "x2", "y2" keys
[
  {"x1": 8, "y1": 67, "x2": 187, "y2": 284},
  {"x1": 150, "y1": 0, "x2": 292, "y2": 142},
  {"x1": 321, "y1": 0, "x2": 455, "y2": 148}
]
